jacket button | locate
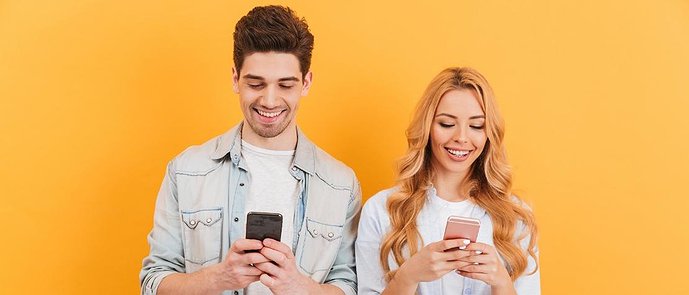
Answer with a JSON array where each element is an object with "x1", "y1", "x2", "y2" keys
[
  {"x1": 313, "y1": 229, "x2": 318, "y2": 235},
  {"x1": 206, "y1": 218, "x2": 212, "y2": 223},
  {"x1": 239, "y1": 183, "x2": 245, "y2": 186},
  {"x1": 234, "y1": 217, "x2": 239, "y2": 222},
  {"x1": 291, "y1": 167, "x2": 297, "y2": 171},
  {"x1": 189, "y1": 220, "x2": 196, "y2": 225},
  {"x1": 234, "y1": 291, "x2": 239, "y2": 295},
  {"x1": 328, "y1": 232, "x2": 334, "y2": 238}
]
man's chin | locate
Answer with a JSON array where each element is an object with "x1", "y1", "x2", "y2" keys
[{"x1": 247, "y1": 121, "x2": 290, "y2": 139}]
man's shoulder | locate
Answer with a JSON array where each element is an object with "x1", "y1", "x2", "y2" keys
[
  {"x1": 311, "y1": 145, "x2": 357, "y2": 188},
  {"x1": 169, "y1": 133, "x2": 226, "y2": 175}
]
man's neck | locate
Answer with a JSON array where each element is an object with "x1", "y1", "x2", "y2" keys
[{"x1": 241, "y1": 122, "x2": 298, "y2": 151}]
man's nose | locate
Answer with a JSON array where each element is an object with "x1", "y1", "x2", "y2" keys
[{"x1": 261, "y1": 85, "x2": 280, "y2": 108}]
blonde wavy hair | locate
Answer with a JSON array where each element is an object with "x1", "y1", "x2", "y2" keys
[{"x1": 380, "y1": 67, "x2": 538, "y2": 281}]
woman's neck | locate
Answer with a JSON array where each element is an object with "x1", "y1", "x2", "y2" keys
[{"x1": 432, "y1": 169, "x2": 471, "y2": 202}]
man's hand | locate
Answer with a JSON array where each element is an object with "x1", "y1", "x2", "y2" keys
[
  {"x1": 209, "y1": 239, "x2": 271, "y2": 291},
  {"x1": 254, "y1": 238, "x2": 321, "y2": 295},
  {"x1": 158, "y1": 239, "x2": 270, "y2": 295}
]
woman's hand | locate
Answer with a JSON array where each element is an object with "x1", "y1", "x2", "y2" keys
[
  {"x1": 457, "y1": 242, "x2": 515, "y2": 293},
  {"x1": 395, "y1": 239, "x2": 472, "y2": 285}
]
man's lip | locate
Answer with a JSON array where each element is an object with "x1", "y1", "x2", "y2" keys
[{"x1": 254, "y1": 108, "x2": 285, "y2": 123}]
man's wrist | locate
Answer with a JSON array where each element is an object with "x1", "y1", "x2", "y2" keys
[
  {"x1": 302, "y1": 274, "x2": 322, "y2": 295},
  {"x1": 200, "y1": 263, "x2": 227, "y2": 293}
]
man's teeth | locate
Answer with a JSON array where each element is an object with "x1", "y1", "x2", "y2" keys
[
  {"x1": 447, "y1": 149, "x2": 469, "y2": 157},
  {"x1": 257, "y1": 110, "x2": 281, "y2": 118}
]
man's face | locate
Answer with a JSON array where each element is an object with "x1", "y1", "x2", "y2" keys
[{"x1": 233, "y1": 52, "x2": 312, "y2": 139}]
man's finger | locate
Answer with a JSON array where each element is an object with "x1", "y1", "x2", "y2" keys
[
  {"x1": 260, "y1": 246, "x2": 289, "y2": 266},
  {"x1": 231, "y1": 239, "x2": 264, "y2": 253},
  {"x1": 259, "y1": 273, "x2": 275, "y2": 288},
  {"x1": 262, "y1": 239, "x2": 294, "y2": 259},
  {"x1": 242, "y1": 252, "x2": 271, "y2": 265},
  {"x1": 255, "y1": 261, "x2": 283, "y2": 277}
]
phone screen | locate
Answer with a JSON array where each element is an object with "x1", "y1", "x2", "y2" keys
[{"x1": 245, "y1": 211, "x2": 283, "y2": 242}]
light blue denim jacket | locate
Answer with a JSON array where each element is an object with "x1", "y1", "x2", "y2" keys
[{"x1": 140, "y1": 123, "x2": 361, "y2": 295}]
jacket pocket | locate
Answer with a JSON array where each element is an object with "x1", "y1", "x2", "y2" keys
[
  {"x1": 181, "y1": 207, "x2": 223, "y2": 273},
  {"x1": 298, "y1": 218, "x2": 344, "y2": 278}
]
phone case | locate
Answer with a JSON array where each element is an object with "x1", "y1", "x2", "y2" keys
[{"x1": 443, "y1": 216, "x2": 480, "y2": 242}]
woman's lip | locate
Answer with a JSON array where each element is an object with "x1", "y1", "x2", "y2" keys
[{"x1": 445, "y1": 147, "x2": 471, "y2": 161}]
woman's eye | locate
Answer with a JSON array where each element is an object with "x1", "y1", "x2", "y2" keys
[
  {"x1": 439, "y1": 123, "x2": 454, "y2": 128},
  {"x1": 470, "y1": 125, "x2": 485, "y2": 130}
]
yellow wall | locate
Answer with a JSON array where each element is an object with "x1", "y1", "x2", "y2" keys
[{"x1": 2, "y1": 0, "x2": 688, "y2": 293}]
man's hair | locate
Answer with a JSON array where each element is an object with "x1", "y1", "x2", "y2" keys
[{"x1": 233, "y1": 6, "x2": 314, "y2": 77}]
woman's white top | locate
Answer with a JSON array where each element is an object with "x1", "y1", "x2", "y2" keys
[{"x1": 355, "y1": 187, "x2": 540, "y2": 295}]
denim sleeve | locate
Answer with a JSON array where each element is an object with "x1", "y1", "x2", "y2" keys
[
  {"x1": 139, "y1": 160, "x2": 185, "y2": 295},
  {"x1": 323, "y1": 177, "x2": 362, "y2": 295}
]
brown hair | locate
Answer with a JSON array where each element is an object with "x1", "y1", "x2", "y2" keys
[
  {"x1": 380, "y1": 67, "x2": 538, "y2": 281},
  {"x1": 233, "y1": 6, "x2": 314, "y2": 77}
]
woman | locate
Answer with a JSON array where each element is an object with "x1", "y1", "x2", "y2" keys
[{"x1": 356, "y1": 67, "x2": 539, "y2": 295}]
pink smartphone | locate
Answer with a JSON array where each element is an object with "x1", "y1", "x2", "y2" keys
[{"x1": 443, "y1": 216, "x2": 481, "y2": 243}]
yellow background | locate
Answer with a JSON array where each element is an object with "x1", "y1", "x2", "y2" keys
[{"x1": 1, "y1": 0, "x2": 688, "y2": 294}]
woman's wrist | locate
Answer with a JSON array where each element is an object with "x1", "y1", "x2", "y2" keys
[
  {"x1": 392, "y1": 265, "x2": 418, "y2": 289},
  {"x1": 490, "y1": 275, "x2": 516, "y2": 295}
]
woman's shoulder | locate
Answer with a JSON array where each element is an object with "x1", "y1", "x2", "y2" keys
[
  {"x1": 362, "y1": 187, "x2": 396, "y2": 213},
  {"x1": 360, "y1": 187, "x2": 400, "y2": 219},
  {"x1": 357, "y1": 187, "x2": 400, "y2": 239}
]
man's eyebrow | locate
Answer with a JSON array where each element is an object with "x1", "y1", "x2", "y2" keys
[
  {"x1": 242, "y1": 74, "x2": 264, "y2": 80},
  {"x1": 241, "y1": 74, "x2": 300, "y2": 83},
  {"x1": 278, "y1": 77, "x2": 300, "y2": 82}
]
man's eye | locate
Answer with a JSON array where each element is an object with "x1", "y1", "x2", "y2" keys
[
  {"x1": 248, "y1": 84, "x2": 263, "y2": 89},
  {"x1": 279, "y1": 84, "x2": 295, "y2": 89}
]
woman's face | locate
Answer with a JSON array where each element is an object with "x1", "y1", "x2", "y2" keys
[{"x1": 430, "y1": 89, "x2": 488, "y2": 178}]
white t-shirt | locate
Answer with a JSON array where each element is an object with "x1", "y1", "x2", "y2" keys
[
  {"x1": 241, "y1": 140, "x2": 300, "y2": 295},
  {"x1": 421, "y1": 188, "x2": 478, "y2": 294},
  {"x1": 357, "y1": 187, "x2": 486, "y2": 295}
]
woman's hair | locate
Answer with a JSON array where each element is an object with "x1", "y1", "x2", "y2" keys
[{"x1": 380, "y1": 67, "x2": 538, "y2": 281}]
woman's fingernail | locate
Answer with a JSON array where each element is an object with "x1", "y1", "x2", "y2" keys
[
  {"x1": 475, "y1": 250, "x2": 482, "y2": 255},
  {"x1": 463, "y1": 240, "x2": 471, "y2": 245},
  {"x1": 459, "y1": 246, "x2": 467, "y2": 250}
]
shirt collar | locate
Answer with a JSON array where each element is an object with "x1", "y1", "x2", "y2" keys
[{"x1": 210, "y1": 122, "x2": 316, "y2": 175}]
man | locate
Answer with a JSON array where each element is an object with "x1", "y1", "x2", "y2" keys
[{"x1": 140, "y1": 6, "x2": 361, "y2": 295}]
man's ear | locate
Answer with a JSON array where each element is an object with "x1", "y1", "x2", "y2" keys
[
  {"x1": 232, "y1": 67, "x2": 239, "y2": 94},
  {"x1": 301, "y1": 71, "x2": 313, "y2": 96}
]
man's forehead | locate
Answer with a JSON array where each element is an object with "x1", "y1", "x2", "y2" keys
[{"x1": 240, "y1": 52, "x2": 303, "y2": 80}]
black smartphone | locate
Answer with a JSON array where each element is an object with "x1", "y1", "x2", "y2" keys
[{"x1": 245, "y1": 211, "x2": 283, "y2": 242}]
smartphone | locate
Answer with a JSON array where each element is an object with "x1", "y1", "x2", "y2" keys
[
  {"x1": 443, "y1": 216, "x2": 480, "y2": 243},
  {"x1": 245, "y1": 211, "x2": 283, "y2": 242}
]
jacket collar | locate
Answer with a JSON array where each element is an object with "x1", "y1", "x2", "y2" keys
[{"x1": 210, "y1": 122, "x2": 316, "y2": 175}]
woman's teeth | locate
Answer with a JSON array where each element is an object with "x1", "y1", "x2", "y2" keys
[{"x1": 447, "y1": 148, "x2": 469, "y2": 157}]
